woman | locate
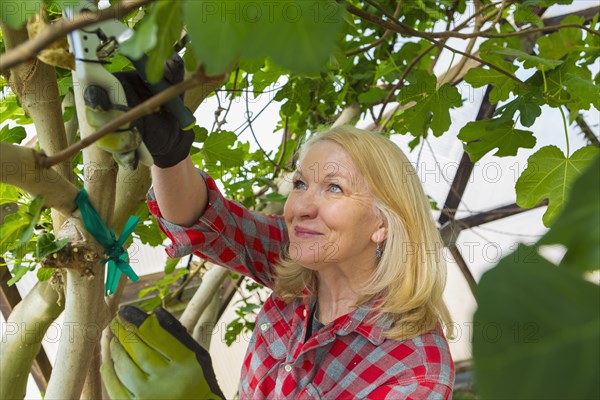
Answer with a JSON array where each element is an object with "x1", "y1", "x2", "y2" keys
[{"x1": 103, "y1": 125, "x2": 454, "y2": 399}]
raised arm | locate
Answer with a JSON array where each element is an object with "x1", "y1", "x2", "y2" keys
[
  {"x1": 148, "y1": 168, "x2": 288, "y2": 288},
  {"x1": 151, "y1": 156, "x2": 208, "y2": 227}
]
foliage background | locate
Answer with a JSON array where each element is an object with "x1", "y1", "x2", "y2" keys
[{"x1": 0, "y1": 0, "x2": 598, "y2": 399}]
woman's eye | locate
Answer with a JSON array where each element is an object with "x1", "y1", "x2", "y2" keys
[
  {"x1": 329, "y1": 184, "x2": 342, "y2": 193},
  {"x1": 293, "y1": 180, "x2": 306, "y2": 190}
]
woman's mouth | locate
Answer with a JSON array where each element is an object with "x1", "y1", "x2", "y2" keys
[{"x1": 294, "y1": 226, "x2": 322, "y2": 238}]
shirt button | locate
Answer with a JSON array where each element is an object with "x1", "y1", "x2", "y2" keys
[
  {"x1": 260, "y1": 323, "x2": 269, "y2": 331},
  {"x1": 284, "y1": 364, "x2": 292, "y2": 372}
]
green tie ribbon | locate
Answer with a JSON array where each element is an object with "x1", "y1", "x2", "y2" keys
[{"x1": 75, "y1": 189, "x2": 140, "y2": 295}]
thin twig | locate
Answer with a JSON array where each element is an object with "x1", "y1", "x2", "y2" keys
[
  {"x1": 451, "y1": 0, "x2": 511, "y2": 32},
  {"x1": 346, "y1": 0, "x2": 402, "y2": 56},
  {"x1": 0, "y1": 0, "x2": 150, "y2": 72},
  {"x1": 344, "y1": 3, "x2": 527, "y2": 87},
  {"x1": 344, "y1": 2, "x2": 599, "y2": 41},
  {"x1": 375, "y1": 43, "x2": 437, "y2": 126},
  {"x1": 165, "y1": 260, "x2": 205, "y2": 305},
  {"x1": 218, "y1": 68, "x2": 239, "y2": 130},
  {"x1": 244, "y1": 76, "x2": 278, "y2": 169},
  {"x1": 444, "y1": 0, "x2": 486, "y2": 84},
  {"x1": 433, "y1": 39, "x2": 527, "y2": 86},
  {"x1": 272, "y1": 116, "x2": 290, "y2": 179}
]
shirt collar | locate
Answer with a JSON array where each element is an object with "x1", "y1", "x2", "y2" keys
[{"x1": 332, "y1": 298, "x2": 393, "y2": 346}]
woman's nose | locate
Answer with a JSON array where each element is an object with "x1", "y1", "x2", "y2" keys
[{"x1": 292, "y1": 190, "x2": 319, "y2": 219}]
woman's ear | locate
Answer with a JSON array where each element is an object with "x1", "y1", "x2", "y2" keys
[{"x1": 371, "y1": 226, "x2": 387, "y2": 244}]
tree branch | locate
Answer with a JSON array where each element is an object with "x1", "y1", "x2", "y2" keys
[
  {"x1": 179, "y1": 265, "x2": 230, "y2": 333},
  {"x1": 344, "y1": 2, "x2": 599, "y2": 41},
  {"x1": 0, "y1": 143, "x2": 79, "y2": 215},
  {"x1": 0, "y1": 0, "x2": 150, "y2": 73},
  {"x1": 0, "y1": 281, "x2": 63, "y2": 400},
  {"x1": 344, "y1": 3, "x2": 528, "y2": 88},
  {"x1": 1, "y1": 20, "x2": 74, "y2": 230},
  {"x1": 44, "y1": 69, "x2": 119, "y2": 400},
  {"x1": 575, "y1": 114, "x2": 600, "y2": 147},
  {"x1": 345, "y1": 0, "x2": 402, "y2": 56},
  {"x1": 332, "y1": 103, "x2": 361, "y2": 127}
]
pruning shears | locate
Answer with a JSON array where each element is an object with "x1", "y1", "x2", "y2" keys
[{"x1": 63, "y1": 0, "x2": 195, "y2": 169}]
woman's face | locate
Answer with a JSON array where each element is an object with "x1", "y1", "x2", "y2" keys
[{"x1": 283, "y1": 141, "x2": 385, "y2": 272}]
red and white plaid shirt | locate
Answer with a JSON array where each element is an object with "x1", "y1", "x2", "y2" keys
[{"x1": 147, "y1": 171, "x2": 454, "y2": 399}]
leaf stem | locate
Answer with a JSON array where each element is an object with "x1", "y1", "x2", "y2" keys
[
  {"x1": 558, "y1": 106, "x2": 570, "y2": 158},
  {"x1": 542, "y1": 69, "x2": 548, "y2": 93}
]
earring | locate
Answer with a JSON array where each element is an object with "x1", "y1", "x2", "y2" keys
[{"x1": 375, "y1": 242, "x2": 382, "y2": 258}]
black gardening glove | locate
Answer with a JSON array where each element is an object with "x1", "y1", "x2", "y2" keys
[
  {"x1": 101, "y1": 305, "x2": 225, "y2": 400},
  {"x1": 113, "y1": 56, "x2": 194, "y2": 168}
]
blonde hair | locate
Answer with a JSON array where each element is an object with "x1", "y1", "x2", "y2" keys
[{"x1": 274, "y1": 126, "x2": 451, "y2": 341}]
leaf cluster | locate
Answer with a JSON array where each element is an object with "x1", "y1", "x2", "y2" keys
[
  {"x1": 0, "y1": 186, "x2": 66, "y2": 285},
  {"x1": 473, "y1": 155, "x2": 600, "y2": 399}
]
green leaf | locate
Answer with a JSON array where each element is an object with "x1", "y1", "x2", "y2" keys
[
  {"x1": 105, "y1": 54, "x2": 135, "y2": 73},
  {"x1": 164, "y1": 257, "x2": 180, "y2": 274},
  {"x1": 492, "y1": 48, "x2": 563, "y2": 71},
  {"x1": 564, "y1": 73, "x2": 600, "y2": 111},
  {"x1": 0, "y1": 213, "x2": 29, "y2": 253},
  {"x1": 252, "y1": 59, "x2": 286, "y2": 95},
  {"x1": 473, "y1": 245, "x2": 600, "y2": 400},
  {"x1": 0, "y1": 183, "x2": 21, "y2": 204},
  {"x1": 0, "y1": 0, "x2": 44, "y2": 28},
  {"x1": 539, "y1": 155, "x2": 600, "y2": 271},
  {"x1": 198, "y1": 130, "x2": 246, "y2": 168},
  {"x1": 514, "y1": 4, "x2": 543, "y2": 27},
  {"x1": 37, "y1": 267, "x2": 55, "y2": 282},
  {"x1": 516, "y1": 145, "x2": 599, "y2": 226},
  {"x1": 134, "y1": 222, "x2": 165, "y2": 246},
  {"x1": 151, "y1": 268, "x2": 188, "y2": 290},
  {"x1": 394, "y1": 72, "x2": 461, "y2": 137},
  {"x1": 7, "y1": 263, "x2": 31, "y2": 286},
  {"x1": 0, "y1": 125, "x2": 26, "y2": 144},
  {"x1": 0, "y1": 95, "x2": 33, "y2": 125},
  {"x1": 225, "y1": 320, "x2": 244, "y2": 346},
  {"x1": 537, "y1": 15, "x2": 584, "y2": 61},
  {"x1": 464, "y1": 66, "x2": 519, "y2": 103},
  {"x1": 57, "y1": 75, "x2": 73, "y2": 96},
  {"x1": 17, "y1": 196, "x2": 44, "y2": 248},
  {"x1": 357, "y1": 86, "x2": 387, "y2": 104},
  {"x1": 249, "y1": 1, "x2": 344, "y2": 73},
  {"x1": 182, "y1": 43, "x2": 198, "y2": 72},
  {"x1": 139, "y1": 297, "x2": 162, "y2": 311},
  {"x1": 494, "y1": 94, "x2": 542, "y2": 127},
  {"x1": 457, "y1": 120, "x2": 536, "y2": 162},
  {"x1": 145, "y1": 0, "x2": 183, "y2": 83},
  {"x1": 138, "y1": 286, "x2": 159, "y2": 299},
  {"x1": 543, "y1": 60, "x2": 592, "y2": 110},
  {"x1": 183, "y1": 0, "x2": 251, "y2": 75},
  {"x1": 193, "y1": 126, "x2": 208, "y2": 143},
  {"x1": 62, "y1": 106, "x2": 76, "y2": 123},
  {"x1": 184, "y1": 0, "x2": 344, "y2": 74},
  {"x1": 36, "y1": 233, "x2": 68, "y2": 259},
  {"x1": 119, "y1": 9, "x2": 159, "y2": 60}
]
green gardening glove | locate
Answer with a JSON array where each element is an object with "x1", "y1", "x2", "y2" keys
[{"x1": 101, "y1": 306, "x2": 225, "y2": 400}]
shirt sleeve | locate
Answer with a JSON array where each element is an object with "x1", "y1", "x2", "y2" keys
[
  {"x1": 146, "y1": 169, "x2": 288, "y2": 288},
  {"x1": 367, "y1": 380, "x2": 452, "y2": 399}
]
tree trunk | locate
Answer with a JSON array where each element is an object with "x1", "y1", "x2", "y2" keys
[
  {"x1": 0, "y1": 281, "x2": 62, "y2": 400},
  {"x1": 192, "y1": 285, "x2": 222, "y2": 349},
  {"x1": 0, "y1": 20, "x2": 76, "y2": 400},
  {"x1": 180, "y1": 265, "x2": 230, "y2": 332},
  {"x1": 44, "y1": 74, "x2": 114, "y2": 400},
  {"x1": 1, "y1": 21, "x2": 73, "y2": 229}
]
